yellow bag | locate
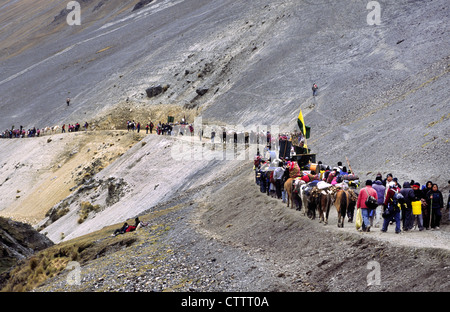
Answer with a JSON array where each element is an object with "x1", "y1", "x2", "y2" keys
[
  {"x1": 412, "y1": 201, "x2": 422, "y2": 215},
  {"x1": 355, "y1": 208, "x2": 362, "y2": 230}
]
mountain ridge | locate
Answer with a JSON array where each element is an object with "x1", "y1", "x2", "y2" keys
[{"x1": 0, "y1": 0, "x2": 449, "y2": 293}]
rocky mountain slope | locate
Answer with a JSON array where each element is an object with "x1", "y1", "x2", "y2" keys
[
  {"x1": 0, "y1": 0, "x2": 449, "y2": 293},
  {"x1": 0, "y1": 217, "x2": 53, "y2": 275},
  {"x1": 1, "y1": 0, "x2": 448, "y2": 184}
]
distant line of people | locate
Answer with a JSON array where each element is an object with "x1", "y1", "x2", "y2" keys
[
  {"x1": 126, "y1": 119, "x2": 195, "y2": 137},
  {"x1": 1, "y1": 126, "x2": 40, "y2": 138},
  {"x1": 62, "y1": 122, "x2": 88, "y2": 133},
  {"x1": 1, "y1": 122, "x2": 89, "y2": 139}
]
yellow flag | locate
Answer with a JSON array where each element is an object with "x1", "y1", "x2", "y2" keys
[{"x1": 297, "y1": 109, "x2": 308, "y2": 149}]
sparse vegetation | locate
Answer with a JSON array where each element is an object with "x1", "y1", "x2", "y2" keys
[
  {"x1": 78, "y1": 201, "x2": 102, "y2": 224},
  {"x1": 0, "y1": 220, "x2": 141, "y2": 292},
  {"x1": 427, "y1": 113, "x2": 450, "y2": 128}
]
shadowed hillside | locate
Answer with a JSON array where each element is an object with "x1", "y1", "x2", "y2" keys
[{"x1": 0, "y1": 217, "x2": 53, "y2": 275}]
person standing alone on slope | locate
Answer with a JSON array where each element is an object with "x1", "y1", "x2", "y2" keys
[{"x1": 312, "y1": 83, "x2": 318, "y2": 96}]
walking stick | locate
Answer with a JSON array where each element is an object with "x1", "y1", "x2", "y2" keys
[
  {"x1": 345, "y1": 156, "x2": 355, "y2": 175},
  {"x1": 429, "y1": 197, "x2": 433, "y2": 228}
]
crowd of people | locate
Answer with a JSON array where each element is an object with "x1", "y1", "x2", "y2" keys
[
  {"x1": 62, "y1": 122, "x2": 88, "y2": 133},
  {"x1": 126, "y1": 119, "x2": 195, "y2": 137},
  {"x1": 356, "y1": 176, "x2": 449, "y2": 233},
  {"x1": 1, "y1": 126, "x2": 40, "y2": 138},
  {"x1": 1, "y1": 122, "x2": 89, "y2": 139},
  {"x1": 255, "y1": 154, "x2": 450, "y2": 234}
]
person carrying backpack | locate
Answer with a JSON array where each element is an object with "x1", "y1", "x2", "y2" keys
[
  {"x1": 356, "y1": 180, "x2": 378, "y2": 232},
  {"x1": 382, "y1": 182, "x2": 403, "y2": 233}
]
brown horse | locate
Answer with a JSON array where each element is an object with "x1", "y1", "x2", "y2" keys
[
  {"x1": 318, "y1": 190, "x2": 333, "y2": 225},
  {"x1": 333, "y1": 189, "x2": 357, "y2": 227},
  {"x1": 284, "y1": 178, "x2": 294, "y2": 208},
  {"x1": 309, "y1": 187, "x2": 334, "y2": 224},
  {"x1": 334, "y1": 189, "x2": 349, "y2": 227},
  {"x1": 284, "y1": 178, "x2": 303, "y2": 210}
]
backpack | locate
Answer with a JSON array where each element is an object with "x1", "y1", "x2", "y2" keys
[
  {"x1": 391, "y1": 191, "x2": 404, "y2": 210},
  {"x1": 364, "y1": 188, "x2": 378, "y2": 209},
  {"x1": 270, "y1": 171, "x2": 275, "y2": 184},
  {"x1": 383, "y1": 189, "x2": 404, "y2": 218}
]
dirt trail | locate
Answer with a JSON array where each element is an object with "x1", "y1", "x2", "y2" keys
[
  {"x1": 194, "y1": 163, "x2": 450, "y2": 291},
  {"x1": 197, "y1": 164, "x2": 450, "y2": 251}
]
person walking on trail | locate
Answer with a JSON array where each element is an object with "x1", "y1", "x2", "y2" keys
[
  {"x1": 312, "y1": 83, "x2": 318, "y2": 96},
  {"x1": 211, "y1": 128, "x2": 216, "y2": 143},
  {"x1": 426, "y1": 184, "x2": 444, "y2": 230},
  {"x1": 371, "y1": 179, "x2": 385, "y2": 228},
  {"x1": 356, "y1": 180, "x2": 378, "y2": 232},
  {"x1": 382, "y1": 182, "x2": 402, "y2": 234},
  {"x1": 422, "y1": 181, "x2": 433, "y2": 229},
  {"x1": 411, "y1": 182, "x2": 424, "y2": 231},
  {"x1": 273, "y1": 161, "x2": 285, "y2": 200},
  {"x1": 400, "y1": 181, "x2": 415, "y2": 231},
  {"x1": 383, "y1": 173, "x2": 393, "y2": 188},
  {"x1": 67, "y1": 98, "x2": 70, "y2": 106}
]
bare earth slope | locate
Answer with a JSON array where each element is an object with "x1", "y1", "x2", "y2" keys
[
  {"x1": 0, "y1": 0, "x2": 449, "y2": 293},
  {"x1": 0, "y1": 0, "x2": 448, "y2": 185}
]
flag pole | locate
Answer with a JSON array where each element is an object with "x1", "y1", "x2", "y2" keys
[
  {"x1": 346, "y1": 156, "x2": 355, "y2": 175},
  {"x1": 297, "y1": 109, "x2": 308, "y2": 154}
]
